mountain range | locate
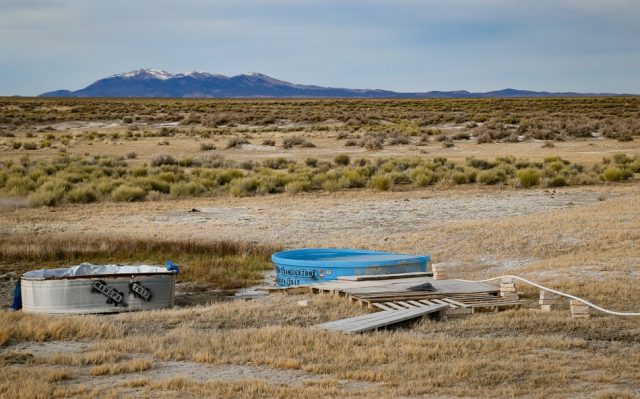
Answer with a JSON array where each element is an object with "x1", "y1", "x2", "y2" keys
[{"x1": 39, "y1": 68, "x2": 627, "y2": 99}]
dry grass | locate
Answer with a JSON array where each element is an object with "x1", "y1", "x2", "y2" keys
[
  {"x1": 2, "y1": 295, "x2": 638, "y2": 397},
  {"x1": 89, "y1": 358, "x2": 152, "y2": 376},
  {"x1": 0, "y1": 311, "x2": 123, "y2": 346},
  {"x1": 0, "y1": 367, "x2": 76, "y2": 399}
]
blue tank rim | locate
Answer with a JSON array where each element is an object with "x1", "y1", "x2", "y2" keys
[{"x1": 271, "y1": 248, "x2": 430, "y2": 268}]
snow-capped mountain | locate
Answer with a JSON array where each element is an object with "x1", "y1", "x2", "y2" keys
[{"x1": 39, "y1": 69, "x2": 624, "y2": 98}]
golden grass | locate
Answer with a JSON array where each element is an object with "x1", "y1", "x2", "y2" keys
[
  {"x1": 0, "y1": 367, "x2": 75, "y2": 399},
  {"x1": 0, "y1": 311, "x2": 123, "y2": 346},
  {"x1": 1, "y1": 293, "x2": 639, "y2": 397},
  {"x1": 89, "y1": 358, "x2": 152, "y2": 376}
]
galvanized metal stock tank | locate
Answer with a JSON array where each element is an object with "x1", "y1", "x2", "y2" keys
[{"x1": 20, "y1": 263, "x2": 177, "y2": 314}]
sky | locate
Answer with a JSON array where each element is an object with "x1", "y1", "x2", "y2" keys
[{"x1": 1, "y1": 0, "x2": 639, "y2": 95}]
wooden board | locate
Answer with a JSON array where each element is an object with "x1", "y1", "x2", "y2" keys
[
  {"x1": 309, "y1": 277, "x2": 498, "y2": 299},
  {"x1": 337, "y1": 272, "x2": 433, "y2": 281},
  {"x1": 315, "y1": 304, "x2": 449, "y2": 334}
]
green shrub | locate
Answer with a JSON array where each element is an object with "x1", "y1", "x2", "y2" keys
[
  {"x1": 132, "y1": 167, "x2": 147, "y2": 177},
  {"x1": 170, "y1": 182, "x2": 204, "y2": 197},
  {"x1": 450, "y1": 172, "x2": 467, "y2": 184},
  {"x1": 602, "y1": 166, "x2": 623, "y2": 182},
  {"x1": 547, "y1": 176, "x2": 567, "y2": 187},
  {"x1": 5, "y1": 176, "x2": 34, "y2": 196},
  {"x1": 12, "y1": 141, "x2": 22, "y2": 149},
  {"x1": 477, "y1": 170, "x2": 502, "y2": 185},
  {"x1": 411, "y1": 170, "x2": 437, "y2": 187},
  {"x1": 322, "y1": 179, "x2": 341, "y2": 192},
  {"x1": 283, "y1": 136, "x2": 315, "y2": 149},
  {"x1": 23, "y1": 142, "x2": 37, "y2": 150},
  {"x1": 370, "y1": 175, "x2": 392, "y2": 191},
  {"x1": 284, "y1": 180, "x2": 310, "y2": 194},
  {"x1": 28, "y1": 188, "x2": 64, "y2": 207},
  {"x1": 228, "y1": 177, "x2": 260, "y2": 197},
  {"x1": 305, "y1": 157, "x2": 318, "y2": 167},
  {"x1": 111, "y1": 185, "x2": 147, "y2": 202},
  {"x1": 150, "y1": 154, "x2": 177, "y2": 167},
  {"x1": 262, "y1": 157, "x2": 291, "y2": 170},
  {"x1": 340, "y1": 170, "x2": 365, "y2": 188},
  {"x1": 517, "y1": 168, "x2": 542, "y2": 188},
  {"x1": 66, "y1": 186, "x2": 98, "y2": 203},
  {"x1": 217, "y1": 169, "x2": 244, "y2": 185},
  {"x1": 334, "y1": 154, "x2": 350, "y2": 166}
]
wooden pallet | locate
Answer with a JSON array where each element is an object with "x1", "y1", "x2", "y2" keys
[
  {"x1": 369, "y1": 293, "x2": 523, "y2": 316},
  {"x1": 315, "y1": 303, "x2": 449, "y2": 334}
]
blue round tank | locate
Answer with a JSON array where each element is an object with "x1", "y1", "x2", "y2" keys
[{"x1": 272, "y1": 248, "x2": 430, "y2": 287}]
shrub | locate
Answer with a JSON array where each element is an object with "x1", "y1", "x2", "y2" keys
[
  {"x1": 517, "y1": 168, "x2": 542, "y2": 188},
  {"x1": 23, "y1": 142, "x2": 37, "y2": 150},
  {"x1": 131, "y1": 167, "x2": 147, "y2": 177},
  {"x1": 262, "y1": 157, "x2": 291, "y2": 170},
  {"x1": 334, "y1": 154, "x2": 350, "y2": 166},
  {"x1": 370, "y1": 175, "x2": 392, "y2": 191},
  {"x1": 466, "y1": 158, "x2": 494, "y2": 170},
  {"x1": 5, "y1": 176, "x2": 34, "y2": 196},
  {"x1": 388, "y1": 134, "x2": 410, "y2": 145},
  {"x1": 284, "y1": 180, "x2": 310, "y2": 194},
  {"x1": 477, "y1": 170, "x2": 504, "y2": 185},
  {"x1": 226, "y1": 137, "x2": 249, "y2": 149},
  {"x1": 228, "y1": 177, "x2": 260, "y2": 197},
  {"x1": 340, "y1": 170, "x2": 365, "y2": 188},
  {"x1": 12, "y1": 141, "x2": 22, "y2": 149},
  {"x1": 362, "y1": 136, "x2": 384, "y2": 150},
  {"x1": 283, "y1": 136, "x2": 315, "y2": 149},
  {"x1": 261, "y1": 139, "x2": 276, "y2": 146},
  {"x1": 602, "y1": 166, "x2": 623, "y2": 182},
  {"x1": 476, "y1": 133, "x2": 493, "y2": 144},
  {"x1": 170, "y1": 182, "x2": 204, "y2": 197},
  {"x1": 111, "y1": 185, "x2": 147, "y2": 202},
  {"x1": 442, "y1": 140, "x2": 454, "y2": 148},
  {"x1": 28, "y1": 188, "x2": 64, "y2": 207},
  {"x1": 344, "y1": 139, "x2": 357, "y2": 147},
  {"x1": 305, "y1": 157, "x2": 318, "y2": 167},
  {"x1": 453, "y1": 132, "x2": 471, "y2": 140},
  {"x1": 150, "y1": 154, "x2": 177, "y2": 167},
  {"x1": 66, "y1": 186, "x2": 98, "y2": 203},
  {"x1": 451, "y1": 172, "x2": 467, "y2": 184},
  {"x1": 322, "y1": 179, "x2": 341, "y2": 192},
  {"x1": 179, "y1": 157, "x2": 200, "y2": 167},
  {"x1": 547, "y1": 176, "x2": 567, "y2": 187},
  {"x1": 200, "y1": 143, "x2": 216, "y2": 151},
  {"x1": 126, "y1": 152, "x2": 138, "y2": 160},
  {"x1": 411, "y1": 170, "x2": 437, "y2": 187}
]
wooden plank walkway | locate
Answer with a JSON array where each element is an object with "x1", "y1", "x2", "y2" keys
[
  {"x1": 316, "y1": 303, "x2": 449, "y2": 334},
  {"x1": 370, "y1": 294, "x2": 524, "y2": 316}
]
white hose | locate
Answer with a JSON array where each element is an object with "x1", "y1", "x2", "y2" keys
[{"x1": 457, "y1": 275, "x2": 640, "y2": 317}]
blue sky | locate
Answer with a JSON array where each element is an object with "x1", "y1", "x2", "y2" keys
[{"x1": 1, "y1": 0, "x2": 639, "y2": 95}]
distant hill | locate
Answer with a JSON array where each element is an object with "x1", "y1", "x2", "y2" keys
[{"x1": 39, "y1": 68, "x2": 628, "y2": 98}]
